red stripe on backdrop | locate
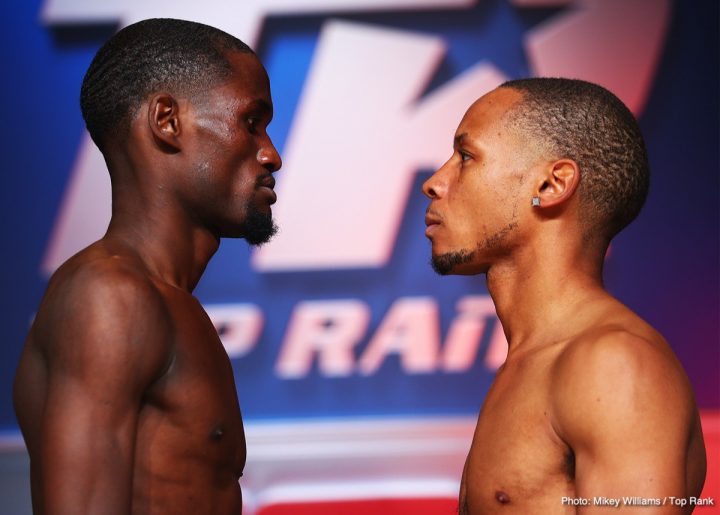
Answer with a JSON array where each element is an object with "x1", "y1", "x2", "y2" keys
[
  {"x1": 254, "y1": 410, "x2": 719, "y2": 515},
  {"x1": 701, "y1": 410, "x2": 719, "y2": 501},
  {"x1": 258, "y1": 498, "x2": 459, "y2": 515}
]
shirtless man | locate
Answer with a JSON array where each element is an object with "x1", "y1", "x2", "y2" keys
[
  {"x1": 422, "y1": 78, "x2": 706, "y2": 514},
  {"x1": 13, "y1": 18, "x2": 281, "y2": 514}
]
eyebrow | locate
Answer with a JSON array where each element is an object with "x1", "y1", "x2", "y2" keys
[
  {"x1": 454, "y1": 132, "x2": 467, "y2": 147},
  {"x1": 247, "y1": 98, "x2": 273, "y2": 118}
]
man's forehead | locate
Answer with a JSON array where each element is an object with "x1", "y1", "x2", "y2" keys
[
  {"x1": 222, "y1": 52, "x2": 272, "y2": 103},
  {"x1": 226, "y1": 51, "x2": 265, "y2": 76},
  {"x1": 187, "y1": 58, "x2": 272, "y2": 118},
  {"x1": 455, "y1": 87, "x2": 523, "y2": 139}
]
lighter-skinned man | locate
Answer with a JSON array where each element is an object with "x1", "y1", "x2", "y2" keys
[{"x1": 423, "y1": 78, "x2": 706, "y2": 514}]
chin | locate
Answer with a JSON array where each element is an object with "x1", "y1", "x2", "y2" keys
[{"x1": 430, "y1": 247, "x2": 481, "y2": 276}]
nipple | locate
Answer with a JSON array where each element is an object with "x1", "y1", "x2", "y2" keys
[
  {"x1": 210, "y1": 426, "x2": 225, "y2": 441},
  {"x1": 495, "y1": 490, "x2": 511, "y2": 504}
]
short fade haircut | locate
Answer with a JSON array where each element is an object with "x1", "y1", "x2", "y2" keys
[
  {"x1": 80, "y1": 18, "x2": 254, "y2": 152},
  {"x1": 499, "y1": 78, "x2": 650, "y2": 242}
]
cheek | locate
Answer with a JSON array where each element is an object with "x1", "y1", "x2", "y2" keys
[
  {"x1": 450, "y1": 177, "x2": 488, "y2": 219},
  {"x1": 439, "y1": 197, "x2": 482, "y2": 248},
  {"x1": 225, "y1": 167, "x2": 263, "y2": 210},
  {"x1": 450, "y1": 186, "x2": 508, "y2": 240}
]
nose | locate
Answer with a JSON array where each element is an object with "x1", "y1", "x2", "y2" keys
[
  {"x1": 422, "y1": 160, "x2": 449, "y2": 199},
  {"x1": 258, "y1": 138, "x2": 282, "y2": 173}
]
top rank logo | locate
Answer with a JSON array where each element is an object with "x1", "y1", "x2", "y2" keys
[{"x1": 41, "y1": 0, "x2": 669, "y2": 273}]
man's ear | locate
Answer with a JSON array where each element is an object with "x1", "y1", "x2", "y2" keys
[
  {"x1": 147, "y1": 93, "x2": 182, "y2": 152},
  {"x1": 534, "y1": 159, "x2": 580, "y2": 209}
]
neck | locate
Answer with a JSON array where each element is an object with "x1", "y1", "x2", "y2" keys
[
  {"x1": 104, "y1": 180, "x2": 220, "y2": 292},
  {"x1": 485, "y1": 232, "x2": 607, "y2": 353}
]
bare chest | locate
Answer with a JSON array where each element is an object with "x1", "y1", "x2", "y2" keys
[
  {"x1": 461, "y1": 359, "x2": 574, "y2": 514},
  {"x1": 138, "y1": 294, "x2": 245, "y2": 479}
]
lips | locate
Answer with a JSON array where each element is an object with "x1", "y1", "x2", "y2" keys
[
  {"x1": 425, "y1": 207, "x2": 443, "y2": 226},
  {"x1": 258, "y1": 174, "x2": 277, "y2": 205},
  {"x1": 424, "y1": 214, "x2": 441, "y2": 227},
  {"x1": 259, "y1": 175, "x2": 276, "y2": 189},
  {"x1": 424, "y1": 209, "x2": 442, "y2": 237}
]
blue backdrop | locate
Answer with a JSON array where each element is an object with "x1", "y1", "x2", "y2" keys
[{"x1": 1, "y1": 0, "x2": 717, "y2": 430}]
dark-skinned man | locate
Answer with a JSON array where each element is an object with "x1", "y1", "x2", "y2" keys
[{"x1": 14, "y1": 18, "x2": 281, "y2": 514}]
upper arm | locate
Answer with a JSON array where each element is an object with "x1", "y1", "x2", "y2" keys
[
  {"x1": 37, "y1": 265, "x2": 172, "y2": 514},
  {"x1": 553, "y1": 331, "x2": 694, "y2": 511}
]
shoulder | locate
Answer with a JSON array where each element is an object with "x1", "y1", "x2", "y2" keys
[
  {"x1": 552, "y1": 295, "x2": 687, "y2": 396},
  {"x1": 36, "y1": 252, "x2": 174, "y2": 386},
  {"x1": 555, "y1": 323, "x2": 672, "y2": 383},
  {"x1": 46, "y1": 253, "x2": 169, "y2": 333},
  {"x1": 551, "y1": 321, "x2": 695, "y2": 446}
]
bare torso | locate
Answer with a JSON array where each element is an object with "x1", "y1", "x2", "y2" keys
[
  {"x1": 14, "y1": 243, "x2": 245, "y2": 514},
  {"x1": 459, "y1": 299, "x2": 706, "y2": 514},
  {"x1": 127, "y1": 282, "x2": 245, "y2": 513},
  {"x1": 461, "y1": 340, "x2": 575, "y2": 514}
]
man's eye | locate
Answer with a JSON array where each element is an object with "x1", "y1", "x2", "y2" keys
[
  {"x1": 247, "y1": 117, "x2": 259, "y2": 133},
  {"x1": 459, "y1": 150, "x2": 471, "y2": 162}
]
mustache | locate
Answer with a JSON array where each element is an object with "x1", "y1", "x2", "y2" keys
[
  {"x1": 256, "y1": 173, "x2": 275, "y2": 188},
  {"x1": 425, "y1": 207, "x2": 443, "y2": 221}
]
